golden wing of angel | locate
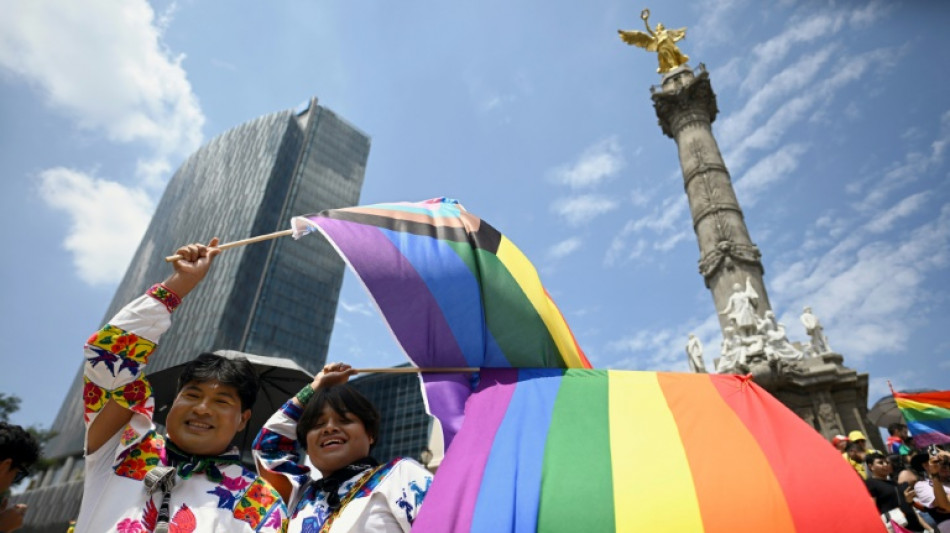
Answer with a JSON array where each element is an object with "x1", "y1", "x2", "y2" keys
[
  {"x1": 665, "y1": 27, "x2": 688, "y2": 42},
  {"x1": 617, "y1": 30, "x2": 657, "y2": 51}
]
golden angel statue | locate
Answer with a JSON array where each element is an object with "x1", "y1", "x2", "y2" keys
[{"x1": 618, "y1": 9, "x2": 689, "y2": 73}]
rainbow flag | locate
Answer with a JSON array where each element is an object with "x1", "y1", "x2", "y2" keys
[
  {"x1": 893, "y1": 389, "x2": 950, "y2": 447},
  {"x1": 292, "y1": 198, "x2": 591, "y2": 445},
  {"x1": 412, "y1": 369, "x2": 882, "y2": 532}
]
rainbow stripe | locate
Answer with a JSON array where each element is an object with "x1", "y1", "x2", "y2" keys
[
  {"x1": 894, "y1": 389, "x2": 950, "y2": 447},
  {"x1": 292, "y1": 198, "x2": 591, "y2": 445},
  {"x1": 413, "y1": 369, "x2": 882, "y2": 532}
]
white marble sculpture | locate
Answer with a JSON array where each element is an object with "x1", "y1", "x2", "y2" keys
[
  {"x1": 716, "y1": 326, "x2": 744, "y2": 373},
  {"x1": 719, "y1": 277, "x2": 759, "y2": 336},
  {"x1": 686, "y1": 333, "x2": 707, "y2": 373},
  {"x1": 800, "y1": 306, "x2": 831, "y2": 355},
  {"x1": 759, "y1": 311, "x2": 803, "y2": 360}
]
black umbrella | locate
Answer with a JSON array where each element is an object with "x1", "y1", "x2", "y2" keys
[
  {"x1": 149, "y1": 349, "x2": 313, "y2": 459},
  {"x1": 867, "y1": 388, "x2": 936, "y2": 429}
]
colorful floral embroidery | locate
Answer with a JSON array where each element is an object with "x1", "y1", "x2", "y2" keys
[
  {"x1": 83, "y1": 374, "x2": 152, "y2": 425},
  {"x1": 83, "y1": 377, "x2": 107, "y2": 418},
  {"x1": 116, "y1": 518, "x2": 145, "y2": 533},
  {"x1": 120, "y1": 426, "x2": 139, "y2": 446},
  {"x1": 234, "y1": 478, "x2": 283, "y2": 529},
  {"x1": 114, "y1": 431, "x2": 164, "y2": 480},
  {"x1": 168, "y1": 504, "x2": 196, "y2": 533},
  {"x1": 147, "y1": 283, "x2": 182, "y2": 312},
  {"x1": 354, "y1": 458, "x2": 399, "y2": 498},
  {"x1": 88, "y1": 324, "x2": 156, "y2": 366}
]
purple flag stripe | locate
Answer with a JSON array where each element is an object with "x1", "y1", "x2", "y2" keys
[
  {"x1": 412, "y1": 369, "x2": 519, "y2": 533},
  {"x1": 315, "y1": 218, "x2": 469, "y2": 368}
]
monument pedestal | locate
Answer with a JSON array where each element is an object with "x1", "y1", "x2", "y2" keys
[{"x1": 747, "y1": 354, "x2": 883, "y2": 451}]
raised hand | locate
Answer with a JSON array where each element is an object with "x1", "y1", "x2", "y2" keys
[{"x1": 164, "y1": 237, "x2": 221, "y2": 298}]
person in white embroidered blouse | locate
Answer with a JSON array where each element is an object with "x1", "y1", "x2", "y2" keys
[
  {"x1": 75, "y1": 239, "x2": 288, "y2": 533},
  {"x1": 254, "y1": 363, "x2": 433, "y2": 533}
]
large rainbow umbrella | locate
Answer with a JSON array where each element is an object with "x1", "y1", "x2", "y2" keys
[{"x1": 292, "y1": 198, "x2": 882, "y2": 531}]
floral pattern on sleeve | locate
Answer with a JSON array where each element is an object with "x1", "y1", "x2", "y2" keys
[
  {"x1": 83, "y1": 322, "x2": 158, "y2": 427},
  {"x1": 253, "y1": 399, "x2": 312, "y2": 483},
  {"x1": 234, "y1": 478, "x2": 289, "y2": 532},
  {"x1": 113, "y1": 431, "x2": 165, "y2": 481}
]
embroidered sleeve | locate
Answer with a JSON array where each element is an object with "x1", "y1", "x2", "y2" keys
[
  {"x1": 234, "y1": 478, "x2": 290, "y2": 532},
  {"x1": 253, "y1": 398, "x2": 312, "y2": 504},
  {"x1": 83, "y1": 286, "x2": 176, "y2": 451},
  {"x1": 386, "y1": 459, "x2": 434, "y2": 531}
]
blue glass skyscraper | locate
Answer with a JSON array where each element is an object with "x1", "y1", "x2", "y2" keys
[{"x1": 20, "y1": 98, "x2": 369, "y2": 531}]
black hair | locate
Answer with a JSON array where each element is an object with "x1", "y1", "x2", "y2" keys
[
  {"x1": 0, "y1": 422, "x2": 40, "y2": 469},
  {"x1": 887, "y1": 422, "x2": 906, "y2": 436},
  {"x1": 865, "y1": 451, "x2": 886, "y2": 467},
  {"x1": 177, "y1": 353, "x2": 259, "y2": 410},
  {"x1": 296, "y1": 384, "x2": 380, "y2": 448},
  {"x1": 910, "y1": 452, "x2": 928, "y2": 474},
  {"x1": 845, "y1": 440, "x2": 864, "y2": 453}
]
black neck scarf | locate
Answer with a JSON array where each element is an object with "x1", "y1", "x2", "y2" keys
[
  {"x1": 163, "y1": 439, "x2": 242, "y2": 484},
  {"x1": 309, "y1": 457, "x2": 379, "y2": 511}
]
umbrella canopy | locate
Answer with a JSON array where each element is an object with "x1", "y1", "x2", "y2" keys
[
  {"x1": 149, "y1": 349, "x2": 312, "y2": 456},
  {"x1": 868, "y1": 389, "x2": 935, "y2": 428}
]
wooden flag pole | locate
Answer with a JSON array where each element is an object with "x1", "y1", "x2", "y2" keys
[
  {"x1": 354, "y1": 367, "x2": 479, "y2": 374},
  {"x1": 164, "y1": 229, "x2": 295, "y2": 262}
]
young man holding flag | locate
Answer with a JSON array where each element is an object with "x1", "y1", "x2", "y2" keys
[{"x1": 75, "y1": 239, "x2": 287, "y2": 532}]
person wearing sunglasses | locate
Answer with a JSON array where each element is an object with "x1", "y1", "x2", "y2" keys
[{"x1": 0, "y1": 421, "x2": 40, "y2": 532}]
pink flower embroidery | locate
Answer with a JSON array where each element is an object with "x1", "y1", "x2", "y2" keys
[{"x1": 116, "y1": 518, "x2": 144, "y2": 533}]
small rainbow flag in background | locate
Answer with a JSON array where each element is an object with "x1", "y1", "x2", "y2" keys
[
  {"x1": 292, "y1": 198, "x2": 591, "y2": 445},
  {"x1": 412, "y1": 369, "x2": 882, "y2": 532},
  {"x1": 893, "y1": 389, "x2": 950, "y2": 447}
]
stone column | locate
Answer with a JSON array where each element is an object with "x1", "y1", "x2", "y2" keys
[{"x1": 651, "y1": 64, "x2": 772, "y2": 332}]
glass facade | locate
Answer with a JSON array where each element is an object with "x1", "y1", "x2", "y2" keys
[
  {"x1": 44, "y1": 98, "x2": 370, "y2": 459},
  {"x1": 349, "y1": 366, "x2": 434, "y2": 465}
]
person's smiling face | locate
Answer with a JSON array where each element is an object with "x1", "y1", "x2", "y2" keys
[
  {"x1": 305, "y1": 405, "x2": 374, "y2": 477},
  {"x1": 165, "y1": 380, "x2": 251, "y2": 456}
]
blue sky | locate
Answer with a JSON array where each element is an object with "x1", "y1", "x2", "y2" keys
[{"x1": 1, "y1": 0, "x2": 948, "y2": 432}]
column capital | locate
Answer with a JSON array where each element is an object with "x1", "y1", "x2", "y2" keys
[{"x1": 651, "y1": 66, "x2": 719, "y2": 138}]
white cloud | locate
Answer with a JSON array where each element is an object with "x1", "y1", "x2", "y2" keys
[
  {"x1": 547, "y1": 237, "x2": 582, "y2": 261},
  {"x1": 853, "y1": 112, "x2": 949, "y2": 212},
  {"x1": 719, "y1": 47, "x2": 833, "y2": 149},
  {"x1": 0, "y1": 0, "x2": 204, "y2": 186},
  {"x1": 550, "y1": 137, "x2": 625, "y2": 189},
  {"x1": 339, "y1": 301, "x2": 375, "y2": 317},
  {"x1": 551, "y1": 194, "x2": 620, "y2": 226},
  {"x1": 724, "y1": 46, "x2": 901, "y2": 172},
  {"x1": 0, "y1": 0, "x2": 207, "y2": 285},
  {"x1": 691, "y1": 0, "x2": 748, "y2": 49},
  {"x1": 865, "y1": 192, "x2": 929, "y2": 234},
  {"x1": 603, "y1": 314, "x2": 722, "y2": 372},
  {"x1": 772, "y1": 203, "x2": 950, "y2": 361},
  {"x1": 734, "y1": 143, "x2": 808, "y2": 206},
  {"x1": 654, "y1": 231, "x2": 691, "y2": 252},
  {"x1": 742, "y1": 14, "x2": 845, "y2": 94},
  {"x1": 849, "y1": 0, "x2": 890, "y2": 28},
  {"x1": 604, "y1": 194, "x2": 689, "y2": 266},
  {"x1": 37, "y1": 168, "x2": 154, "y2": 285}
]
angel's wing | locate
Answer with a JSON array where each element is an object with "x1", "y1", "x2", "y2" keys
[
  {"x1": 618, "y1": 30, "x2": 656, "y2": 51},
  {"x1": 668, "y1": 27, "x2": 687, "y2": 42}
]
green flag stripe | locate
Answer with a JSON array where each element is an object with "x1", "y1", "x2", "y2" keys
[{"x1": 538, "y1": 369, "x2": 615, "y2": 532}]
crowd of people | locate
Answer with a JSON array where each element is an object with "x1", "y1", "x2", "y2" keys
[{"x1": 833, "y1": 424, "x2": 950, "y2": 532}]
